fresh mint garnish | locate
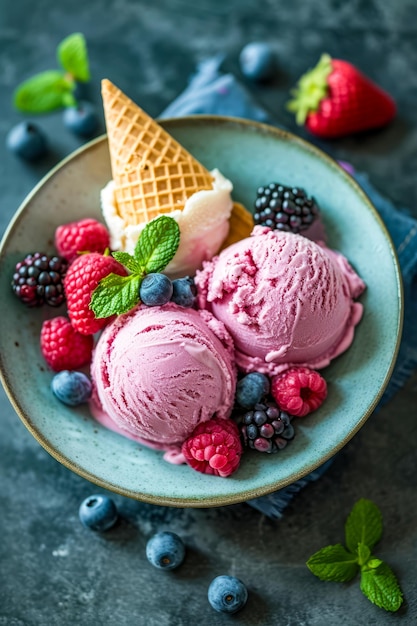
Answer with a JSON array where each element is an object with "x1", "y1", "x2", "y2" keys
[
  {"x1": 306, "y1": 544, "x2": 359, "y2": 582},
  {"x1": 14, "y1": 71, "x2": 76, "y2": 113},
  {"x1": 90, "y1": 215, "x2": 180, "y2": 318},
  {"x1": 13, "y1": 33, "x2": 90, "y2": 113},
  {"x1": 306, "y1": 499, "x2": 403, "y2": 612},
  {"x1": 57, "y1": 33, "x2": 90, "y2": 83},
  {"x1": 134, "y1": 214, "x2": 181, "y2": 273}
]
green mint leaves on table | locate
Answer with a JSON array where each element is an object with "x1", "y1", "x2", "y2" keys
[
  {"x1": 90, "y1": 215, "x2": 180, "y2": 318},
  {"x1": 307, "y1": 499, "x2": 403, "y2": 612},
  {"x1": 13, "y1": 33, "x2": 90, "y2": 113}
]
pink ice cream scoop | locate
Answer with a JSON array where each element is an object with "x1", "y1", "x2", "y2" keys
[
  {"x1": 89, "y1": 303, "x2": 237, "y2": 453},
  {"x1": 195, "y1": 226, "x2": 365, "y2": 376}
]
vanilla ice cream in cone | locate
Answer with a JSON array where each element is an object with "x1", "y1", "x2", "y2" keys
[{"x1": 100, "y1": 79, "x2": 253, "y2": 277}]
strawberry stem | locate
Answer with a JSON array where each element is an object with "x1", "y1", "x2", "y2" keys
[{"x1": 287, "y1": 53, "x2": 333, "y2": 125}]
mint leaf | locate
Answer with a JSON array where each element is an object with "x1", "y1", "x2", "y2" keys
[
  {"x1": 57, "y1": 33, "x2": 90, "y2": 82},
  {"x1": 360, "y1": 562, "x2": 403, "y2": 612},
  {"x1": 134, "y1": 216, "x2": 180, "y2": 274},
  {"x1": 90, "y1": 273, "x2": 141, "y2": 318},
  {"x1": 112, "y1": 251, "x2": 143, "y2": 274},
  {"x1": 13, "y1": 70, "x2": 73, "y2": 113},
  {"x1": 307, "y1": 544, "x2": 359, "y2": 582},
  {"x1": 345, "y1": 499, "x2": 383, "y2": 553},
  {"x1": 357, "y1": 542, "x2": 371, "y2": 566}
]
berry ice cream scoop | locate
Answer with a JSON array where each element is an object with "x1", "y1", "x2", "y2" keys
[
  {"x1": 89, "y1": 303, "x2": 237, "y2": 456},
  {"x1": 195, "y1": 226, "x2": 365, "y2": 376}
]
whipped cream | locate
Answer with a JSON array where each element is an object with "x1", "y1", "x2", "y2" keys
[{"x1": 100, "y1": 169, "x2": 233, "y2": 278}]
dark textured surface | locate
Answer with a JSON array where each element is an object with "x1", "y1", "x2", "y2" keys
[{"x1": 1, "y1": 2, "x2": 417, "y2": 624}]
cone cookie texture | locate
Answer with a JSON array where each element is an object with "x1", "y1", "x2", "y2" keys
[{"x1": 102, "y1": 79, "x2": 214, "y2": 225}]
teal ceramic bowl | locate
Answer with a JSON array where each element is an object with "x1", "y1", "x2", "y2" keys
[{"x1": 0, "y1": 117, "x2": 403, "y2": 507}]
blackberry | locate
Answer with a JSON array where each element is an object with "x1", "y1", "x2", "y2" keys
[
  {"x1": 254, "y1": 183, "x2": 320, "y2": 233},
  {"x1": 12, "y1": 252, "x2": 68, "y2": 307},
  {"x1": 240, "y1": 401, "x2": 295, "y2": 453}
]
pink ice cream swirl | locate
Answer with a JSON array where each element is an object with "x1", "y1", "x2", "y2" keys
[
  {"x1": 89, "y1": 303, "x2": 237, "y2": 462},
  {"x1": 195, "y1": 226, "x2": 365, "y2": 376}
]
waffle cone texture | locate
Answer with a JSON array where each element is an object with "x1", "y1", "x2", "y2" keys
[{"x1": 102, "y1": 79, "x2": 214, "y2": 225}]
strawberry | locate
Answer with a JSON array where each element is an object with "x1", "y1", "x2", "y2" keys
[
  {"x1": 54, "y1": 218, "x2": 110, "y2": 263},
  {"x1": 287, "y1": 53, "x2": 396, "y2": 139},
  {"x1": 64, "y1": 252, "x2": 127, "y2": 335}
]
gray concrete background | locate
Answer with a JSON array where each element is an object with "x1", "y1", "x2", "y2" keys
[{"x1": 1, "y1": 1, "x2": 416, "y2": 624}]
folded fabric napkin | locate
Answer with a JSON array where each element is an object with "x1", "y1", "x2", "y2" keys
[{"x1": 160, "y1": 57, "x2": 417, "y2": 518}]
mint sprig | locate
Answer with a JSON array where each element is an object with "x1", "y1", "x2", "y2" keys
[
  {"x1": 90, "y1": 215, "x2": 180, "y2": 319},
  {"x1": 13, "y1": 33, "x2": 90, "y2": 113},
  {"x1": 57, "y1": 33, "x2": 90, "y2": 83},
  {"x1": 306, "y1": 499, "x2": 403, "y2": 613}
]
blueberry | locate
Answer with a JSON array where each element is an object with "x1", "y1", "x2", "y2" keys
[
  {"x1": 51, "y1": 370, "x2": 92, "y2": 406},
  {"x1": 78, "y1": 494, "x2": 118, "y2": 531},
  {"x1": 140, "y1": 273, "x2": 173, "y2": 306},
  {"x1": 208, "y1": 575, "x2": 248, "y2": 614},
  {"x1": 171, "y1": 276, "x2": 196, "y2": 308},
  {"x1": 235, "y1": 372, "x2": 270, "y2": 408},
  {"x1": 6, "y1": 122, "x2": 48, "y2": 161},
  {"x1": 146, "y1": 531, "x2": 185, "y2": 570},
  {"x1": 239, "y1": 42, "x2": 276, "y2": 82},
  {"x1": 63, "y1": 101, "x2": 99, "y2": 137}
]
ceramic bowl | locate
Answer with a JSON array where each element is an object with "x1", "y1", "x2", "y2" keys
[{"x1": 0, "y1": 116, "x2": 403, "y2": 507}]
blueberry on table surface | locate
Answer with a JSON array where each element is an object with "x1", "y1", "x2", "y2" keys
[
  {"x1": 6, "y1": 121, "x2": 48, "y2": 160},
  {"x1": 208, "y1": 575, "x2": 248, "y2": 614},
  {"x1": 78, "y1": 494, "x2": 118, "y2": 531},
  {"x1": 63, "y1": 100, "x2": 99, "y2": 137},
  {"x1": 140, "y1": 273, "x2": 173, "y2": 306},
  {"x1": 51, "y1": 370, "x2": 92, "y2": 406},
  {"x1": 146, "y1": 531, "x2": 185, "y2": 570},
  {"x1": 239, "y1": 42, "x2": 276, "y2": 82}
]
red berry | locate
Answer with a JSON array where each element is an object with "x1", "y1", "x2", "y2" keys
[
  {"x1": 287, "y1": 54, "x2": 396, "y2": 139},
  {"x1": 271, "y1": 367, "x2": 327, "y2": 417},
  {"x1": 55, "y1": 218, "x2": 110, "y2": 263},
  {"x1": 64, "y1": 252, "x2": 127, "y2": 335},
  {"x1": 40, "y1": 316, "x2": 93, "y2": 371},
  {"x1": 182, "y1": 418, "x2": 242, "y2": 478}
]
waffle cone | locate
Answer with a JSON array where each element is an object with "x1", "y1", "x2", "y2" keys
[
  {"x1": 221, "y1": 202, "x2": 254, "y2": 249},
  {"x1": 102, "y1": 79, "x2": 214, "y2": 225}
]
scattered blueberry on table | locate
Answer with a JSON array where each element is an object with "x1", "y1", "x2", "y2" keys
[
  {"x1": 78, "y1": 494, "x2": 118, "y2": 531},
  {"x1": 51, "y1": 370, "x2": 92, "y2": 406},
  {"x1": 63, "y1": 100, "x2": 99, "y2": 137},
  {"x1": 208, "y1": 575, "x2": 248, "y2": 613},
  {"x1": 6, "y1": 121, "x2": 48, "y2": 160},
  {"x1": 239, "y1": 42, "x2": 276, "y2": 82},
  {"x1": 146, "y1": 531, "x2": 186, "y2": 570}
]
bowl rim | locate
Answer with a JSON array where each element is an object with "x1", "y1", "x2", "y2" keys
[{"x1": 0, "y1": 114, "x2": 404, "y2": 507}]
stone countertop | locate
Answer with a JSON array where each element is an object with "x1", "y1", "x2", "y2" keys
[{"x1": 1, "y1": 2, "x2": 416, "y2": 625}]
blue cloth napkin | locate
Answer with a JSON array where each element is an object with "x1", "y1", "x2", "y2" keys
[{"x1": 160, "y1": 57, "x2": 417, "y2": 518}]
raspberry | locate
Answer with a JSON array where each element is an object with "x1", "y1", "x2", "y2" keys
[
  {"x1": 11, "y1": 252, "x2": 68, "y2": 307},
  {"x1": 64, "y1": 252, "x2": 127, "y2": 335},
  {"x1": 271, "y1": 366, "x2": 327, "y2": 417},
  {"x1": 239, "y1": 401, "x2": 294, "y2": 453},
  {"x1": 40, "y1": 316, "x2": 93, "y2": 372},
  {"x1": 182, "y1": 418, "x2": 242, "y2": 478},
  {"x1": 54, "y1": 218, "x2": 110, "y2": 263},
  {"x1": 254, "y1": 183, "x2": 320, "y2": 234}
]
